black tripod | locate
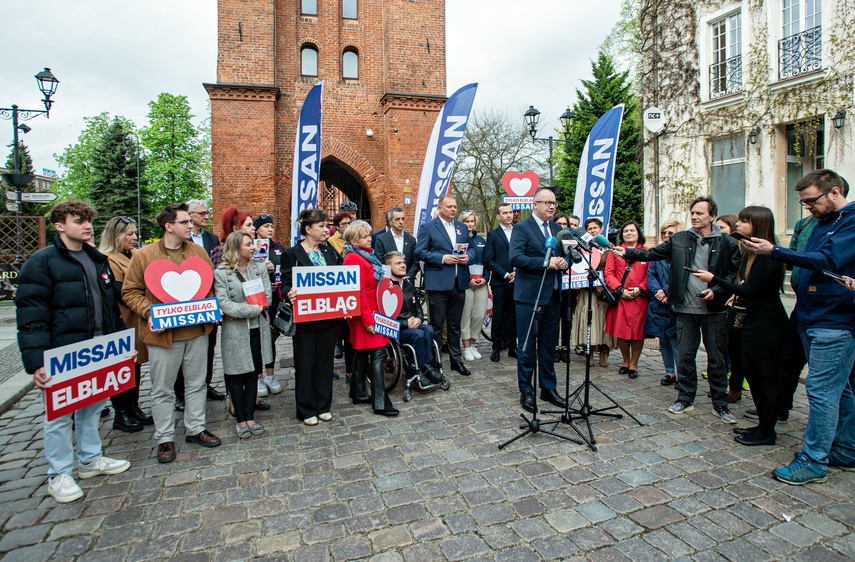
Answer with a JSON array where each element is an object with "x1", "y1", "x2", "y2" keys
[
  {"x1": 499, "y1": 252, "x2": 580, "y2": 450},
  {"x1": 551, "y1": 249, "x2": 643, "y2": 451}
]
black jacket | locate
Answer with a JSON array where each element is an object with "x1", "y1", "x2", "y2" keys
[
  {"x1": 280, "y1": 242, "x2": 341, "y2": 333},
  {"x1": 623, "y1": 229, "x2": 741, "y2": 312},
  {"x1": 392, "y1": 277, "x2": 424, "y2": 329},
  {"x1": 373, "y1": 230, "x2": 419, "y2": 280},
  {"x1": 16, "y1": 235, "x2": 120, "y2": 373}
]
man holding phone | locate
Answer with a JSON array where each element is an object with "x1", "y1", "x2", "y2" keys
[
  {"x1": 742, "y1": 169, "x2": 855, "y2": 484},
  {"x1": 611, "y1": 197, "x2": 741, "y2": 423}
]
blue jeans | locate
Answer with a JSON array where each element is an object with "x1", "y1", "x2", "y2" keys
[
  {"x1": 44, "y1": 399, "x2": 106, "y2": 477},
  {"x1": 400, "y1": 324, "x2": 435, "y2": 366},
  {"x1": 658, "y1": 336, "x2": 679, "y2": 375},
  {"x1": 798, "y1": 327, "x2": 855, "y2": 468}
]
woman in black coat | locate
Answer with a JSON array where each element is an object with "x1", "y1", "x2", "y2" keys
[
  {"x1": 281, "y1": 208, "x2": 341, "y2": 425},
  {"x1": 693, "y1": 206, "x2": 788, "y2": 446}
]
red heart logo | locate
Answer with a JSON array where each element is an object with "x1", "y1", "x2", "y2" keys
[
  {"x1": 143, "y1": 257, "x2": 213, "y2": 303},
  {"x1": 376, "y1": 278, "x2": 403, "y2": 319},
  {"x1": 501, "y1": 170, "x2": 539, "y2": 197}
]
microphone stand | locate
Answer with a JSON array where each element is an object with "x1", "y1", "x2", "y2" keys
[
  {"x1": 546, "y1": 248, "x2": 643, "y2": 451},
  {"x1": 499, "y1": 244, "x2": 580, "y2": 450}
]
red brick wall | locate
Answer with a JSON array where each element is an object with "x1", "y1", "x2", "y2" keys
[{"x1": 211, "y1": 0, "x2": 447, "y2": 237}]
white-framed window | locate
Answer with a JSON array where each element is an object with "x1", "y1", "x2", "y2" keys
[
  {"x1": 779, "y1": 0, "x2": 822, "y2": 79},
  {"x1": 343, "y1": 0, "x2": 357, "y2": 19},
  {"x1": 301, "y1": 46, "x2": 318, "y2": 77},
  {"x1": 342, "y1": 50, "x2": 358, "y2": 79},
  {"x1": 709, "y1": 11, "x2": 743, "y2": 99},
  {"x1": 785, "y1": 121, "x2": 825, "y2": 231},
  {"x1": 710, "y1": 135, "x2": 746, "y2": 216},
  {"x1": 302, "y1": 0, "x2": 317, "y2": 16}
]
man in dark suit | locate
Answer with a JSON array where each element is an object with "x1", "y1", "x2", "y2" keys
[
  {"x1": 510, "y1": 188, "x2": 568, "y2": 413},
  {"x1": 415, "y1": 194, "x2": 476, "y2": 376},
  {"x1": 484, "y1": 202, "x2": 517, "y2": 362},
  {"x1": 374, "y1": 207, "x2": 419, "y2": 279}
]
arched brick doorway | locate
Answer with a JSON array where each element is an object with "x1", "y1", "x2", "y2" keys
[{"x1": 318, "y1": 160, "x2": 372, "y2": 226}]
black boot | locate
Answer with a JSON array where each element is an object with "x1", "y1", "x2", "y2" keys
[
  {"x1": 370, "y1": 347, "x2": 398, "y2": 415},
  {"x1": 350, "y1": 351, "x2": 371, "y2": 404},
  {"x1": 130, "y1": 404, "x2": 154, "y2": 426},
  {"x1": 426, "y1": 362, "x2": 442, "y2": 385},
  {"x1": 418, "y1": 365, "x2": 434, "y2": 389},
  {"x1": 113, "y1": 410, "x2": 144, "y2": 433}
]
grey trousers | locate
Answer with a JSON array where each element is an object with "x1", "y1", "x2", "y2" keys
[
  {"x1": 148, "y1": 335, "x2": 209, "y2": 444},
  {"x1": 675, "y1": 312, "x2": 729, "y2": 410}
]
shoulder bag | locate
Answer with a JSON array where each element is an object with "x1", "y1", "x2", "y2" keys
[{"x1": 598, "y1": 264, "x2": 632, "y2": 307}]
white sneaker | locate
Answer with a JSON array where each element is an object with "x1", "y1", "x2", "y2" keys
[
  {"x1": 264, "y1": 375, "x2": 283, "y2": 394},
  {"x1": 470, "y1": 348, "x2": 482, "y2": 360},
  {"x1": 462, "y1": 348, "x2": 475, "y2": 362},
  {"x1": 79, "y1": 456, "x2": 131, "y2": 479},
  {"x1": 257, "y1": 378, "x2": 269, "y2": 397},
  {"x1": 48, "y1": 474, "x2": 84, "y2": 503}
]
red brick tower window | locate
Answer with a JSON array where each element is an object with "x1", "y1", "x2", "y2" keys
[
  {"x1": 343, "y1": 49, "x2": 358, "y2": 79},
  {"x1": 301, "y1": 0, "x2": 317, "y2": 16},
  {"x1": 343, "y1": 0, "x2": 357, "y2": 19},
  {"x1": 301, "y1": 45, "x2": 318, "y2": 77}
]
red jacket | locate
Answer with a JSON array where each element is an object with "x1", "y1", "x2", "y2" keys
[{"x1": 343, "y1": 248, "x2": 389, "y2": 350}]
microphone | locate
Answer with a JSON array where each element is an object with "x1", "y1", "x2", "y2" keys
[
  {"x1": 555, "y1": 229, "x2": 582, "y2": 263},
  {"x1": 591, "y1": 234, "x2": 615, "y2": 250},
  {"x1": 568, "y1": 247, "x2": 583, "y2": 264},
  {"x1": 569, "y1": 228, "x2": 594, "y2": 252},
  {"x1": 542, "y1": 236, "x2": 556, "y2": 268}
]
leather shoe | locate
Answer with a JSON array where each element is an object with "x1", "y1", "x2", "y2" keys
[
  {"x1": 733, "y1": 426, "x2": 760, "y2": 435},
  {"x1": 255, "y1": 400, "x2": 271, "y2": 411},
  {"x1": 540, "y1": 388, "x2": 567, "y2": 408},
  {"x1": 490, "y1": 350, "x2": 500, "y2": 362},
  {"x1": 426, "y1": 364, "x2": 442, "y2": 384},
  {"x1": 206, "y1": 386, "x2": 225, "y2": 401},
  {"x1": 185, "y1": 429, "x2": 222, "y2": 448},
  {"x1": 450, "y1": 362, "x2": 471, "y2": 376},
  {"x1": 174, "y1": 398, "x2": 185, "y2": 412},
  {"x1": 112, "y1": 411, "x2": 144, "y2": 433},
  {"x1": 507, "y1": 347, "x2": 518, "y2": 359},
  {"x1": 734, "y1": 433, "x2": 776, "y2": 446},
  {"x1": 556, "y1": 349, "x2": 569, "y2": 363},
  {"x1": 130, "y1": 405, "x2": 154, "y2": 425},
  {"x1": 157, "y1": 441, "x2": 176, "y2": 464},
  {"x1": 520, "y1": 392, "x2": 536, "y2": 413}
]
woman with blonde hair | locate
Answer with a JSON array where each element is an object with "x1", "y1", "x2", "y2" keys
[
  {"x1": 458, "y1": 210, "x2": 489, "y2": 361},
  {"x1": 99, "y1": 216, "x2": 151, "y2": 433},
  {"x1": 214, "y1": 231, "x2": 273, "y2": 438},
  {"x1": 644, "y1": 219, "x2": 684, "y2": 386}
]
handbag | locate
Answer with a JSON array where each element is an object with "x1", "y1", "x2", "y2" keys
[
  {"x1": 597, "y1": 264, "x2": 632, "y2": 307},
  {"x1": 726, "y1": 299, "x2": 747, "y2": 330},
  {"x1": 272, "y1": 286, "x2": 296, "y2": 336}
]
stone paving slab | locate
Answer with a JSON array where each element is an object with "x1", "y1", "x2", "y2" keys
[{"x1": 0, "y1": 331, "x2": 852, "y2": 561}]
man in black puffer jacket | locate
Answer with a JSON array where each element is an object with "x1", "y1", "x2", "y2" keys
[
  {"x1": 16, "y1": 200, "x2": 130, "y2": 503},
  {"x1": 612, "y1": 197, "x2": 741, "y2": 423}
]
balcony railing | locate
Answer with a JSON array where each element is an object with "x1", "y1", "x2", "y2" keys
[
  {"x1": 778, "y1": 25, "x2": 822, "y2": 81},
  {"x1": 709, "y1": 55, "x2": 744, "y2": 99}
]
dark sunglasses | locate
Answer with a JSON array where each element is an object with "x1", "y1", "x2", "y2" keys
[
  {"x1": 118, "y1": 217, "x2": 136, "y2": 224},
  {"x1": 257, "y1": 213, "x2": 274, "y2": 222}
]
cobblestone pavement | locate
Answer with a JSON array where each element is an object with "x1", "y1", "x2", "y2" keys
[{"x1": 0, "y1": 336, "x2": 853, "y2": 562}]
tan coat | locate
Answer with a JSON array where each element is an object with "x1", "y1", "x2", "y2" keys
[
  {"x1": 107, "y1": 249, "x2": 149, "y2": 364},
  {"x1": 122, "y1": 239, "x2": 214, "y2": 349}
]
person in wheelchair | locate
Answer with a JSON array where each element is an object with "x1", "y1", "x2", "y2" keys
[{"x1": 385, "y1": 251, "x2": 442, "y2": 388}]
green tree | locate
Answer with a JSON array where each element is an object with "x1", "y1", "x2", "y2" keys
[
  {"x1": 451, "y1": 110, "x2": 541, "y2": 231},
  {"x1": 555, "y1": 50, "x2": 642, "y2": 232},
  {"x1": 54, "y1": 112, "x2": 136, "y2": 202},
  {"x1": 140, "y1": 93, "x2": 208, "y2": 211},
  {"x1": 5, "y1": 141, "x2": 34, "y2": 175},
  {"x1": 88, "y1": 118, "x2": 150, "y2": 233}
]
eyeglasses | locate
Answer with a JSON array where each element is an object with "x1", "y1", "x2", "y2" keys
[
  {"x1": 799, "y1": 189, "x2": 833, "y2": 207},
  {"x1": 193, "y1": 210, "x2": 210, "y2": 216},
  {"x1": 170, "y1": 219, "x2": 193, "y2": 226},
  {"x1": 534, "y1": 200, "x2": 556, "y2": 207},
  {"x1": 257, "y1": 213, "x2": 274, "y2": 222},
  {"x1": 661, "y1": 230, "x2": 676, "y2": 237},
  {"x1": 118, "y1": 216, "x2": 136, "y2": 224},
  {"x1": 338, "y1": 221, "x2": 352, "y2": 227}
]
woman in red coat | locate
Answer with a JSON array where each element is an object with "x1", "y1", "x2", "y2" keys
[
  {"x1": 605, "y1": 220, "x2": 650, "y2": 379},
  {"x1": 342, "y1": 220, "x2": 399, "y2": 416}
]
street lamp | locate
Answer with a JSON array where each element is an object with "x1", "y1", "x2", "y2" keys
[
  {"x1": 1, "y1": 68, "x2": 59, "y2": 262},
  {"x1": 524, "y1": 105, "x2": 575, "y2": 188},
  {"x1": 123, "y1": 131, "x2": 142, "y2": 244}
]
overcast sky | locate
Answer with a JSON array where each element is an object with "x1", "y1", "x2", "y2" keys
[{"x1": 4, "y1": 0, "x2": 622, "y2": 176}]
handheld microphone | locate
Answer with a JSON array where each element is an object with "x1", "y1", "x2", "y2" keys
[
  {"x1": 555, "y1": 229, "x2": 582, "y2": 263},
  {"x1": 568, "y1": 247, "x2": 583, "y2": 264},
  {"x1": 542, "y1": 236, "x2": 557, "y2": 268},
  {"x1": 591, "y1": 234, "x2": 615, "y2": 250}
]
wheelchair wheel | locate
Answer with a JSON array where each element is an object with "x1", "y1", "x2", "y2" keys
[
  {"x1": 403, "y1": 388, "x2": 412, "y2": 402},
  {"x1": 480, "y1": 312, "x2": 493, "y2": 342},
  {"x1": 440, "y1": 375, "x2": 451, "y2": 390},
  {"x1": 382, "y1": 343, "x2": 402, "y2": 392}
]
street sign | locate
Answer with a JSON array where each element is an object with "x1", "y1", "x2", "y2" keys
[
  {"x1": 5, "y1": 202, "x2": 19, "y2": 212},
  {"x1": 20, "y1": 192, "x2": 58, "y2": 203},
  {"x1": 5, "y1": 191, "x2": 16, "y2": 201}
]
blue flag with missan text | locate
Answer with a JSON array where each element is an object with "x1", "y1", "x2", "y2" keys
[
  {"x1": 413, "y1": 83, "x2": 478, "y2": 239},
  {"x1": 573, "y1": 104, "x2": 624, "y2": 236},
  {"x1": 290, "y1": 82, "x2": 324, "y2": 246}
]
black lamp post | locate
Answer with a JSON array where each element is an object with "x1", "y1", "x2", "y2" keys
[
  {"x1": 524, "y1": 105, "x2": 575, "y2": 189},
  {"x1": 1, "y1": 68, "x2": 60, "y2": 261},
  {"x1": 123, "y1": 131, "x2": 143, "y2": 244}
]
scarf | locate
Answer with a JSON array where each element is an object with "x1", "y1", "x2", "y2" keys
[{"x1": 345, "y1": 244, "x2": 384, "y2": 282}]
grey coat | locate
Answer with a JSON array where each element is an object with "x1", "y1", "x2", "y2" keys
[{"x1": 214, "y1": 261, "x2": 273, "y2": 375}]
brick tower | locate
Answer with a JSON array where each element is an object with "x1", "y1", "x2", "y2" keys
[{"x1": 205, "y1": 0, "x2": 447, "y2": 237}]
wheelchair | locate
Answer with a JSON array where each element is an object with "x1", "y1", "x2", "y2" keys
[{"x1": 383, "y1": 338, "x2": 450, "y2": 402}]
